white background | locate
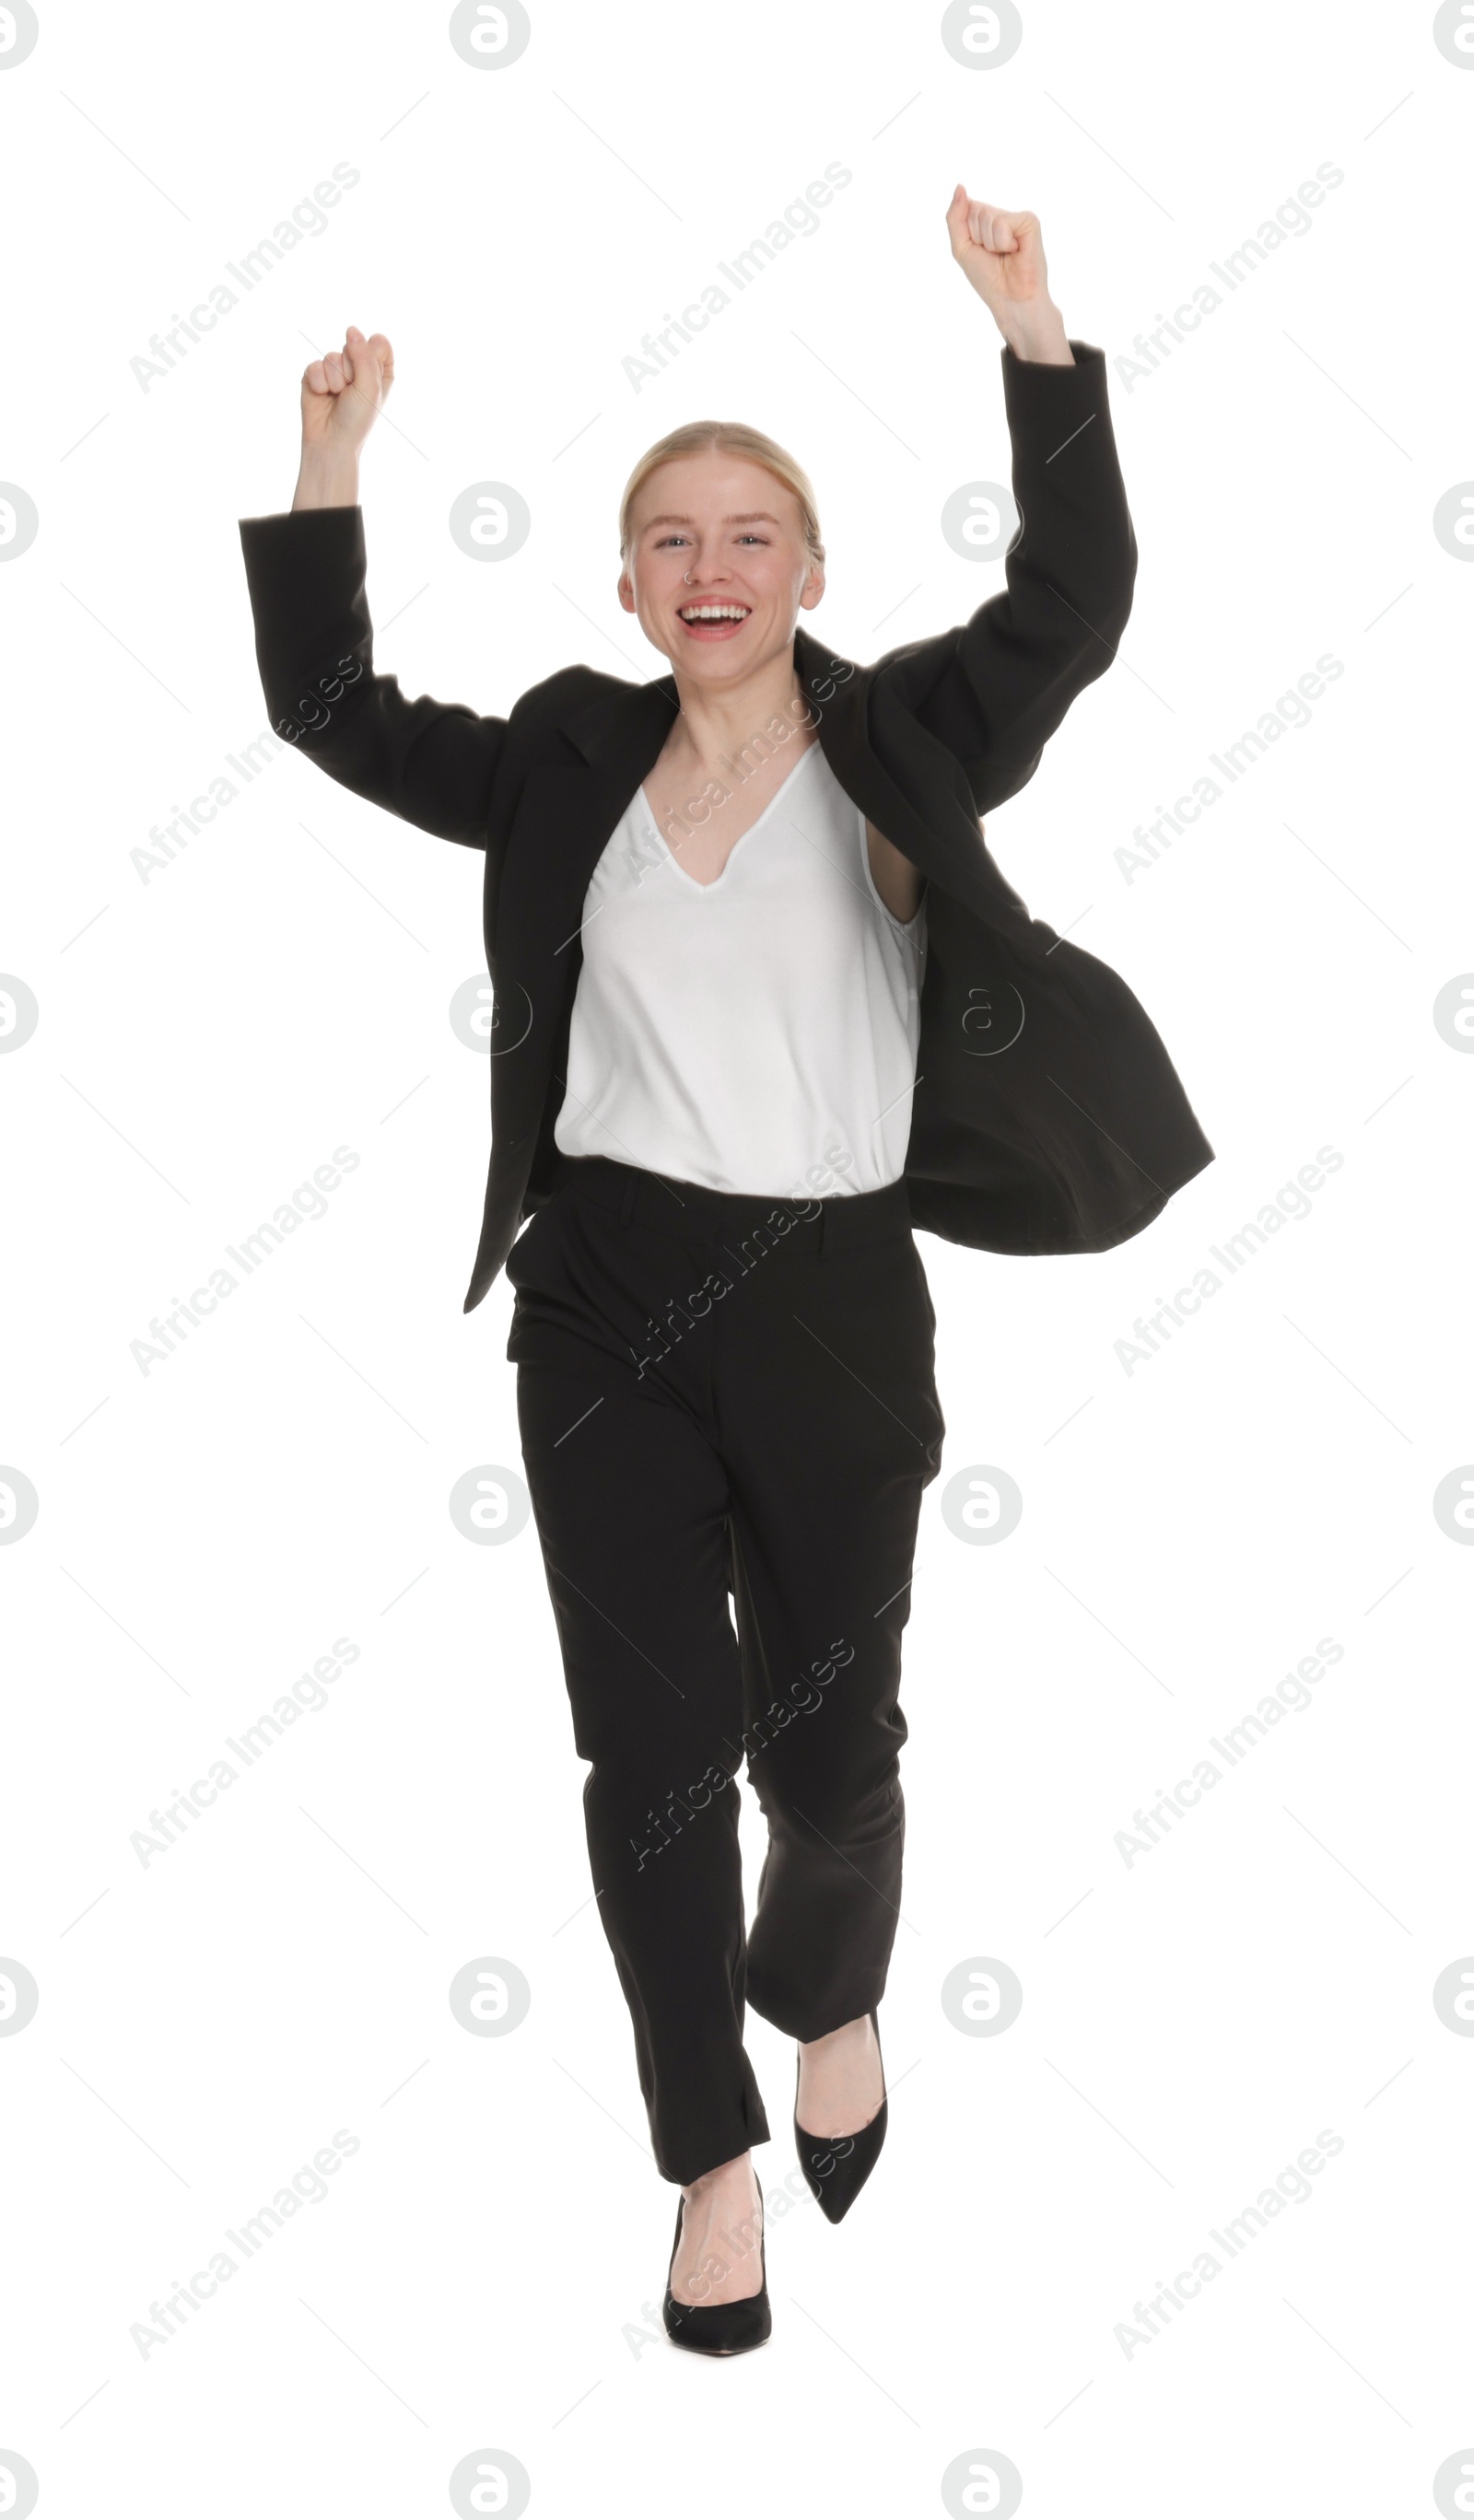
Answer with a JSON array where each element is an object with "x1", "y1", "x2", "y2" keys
[{"x1": 3, "y1": 1, "x2": 1472, "y2": 2513}]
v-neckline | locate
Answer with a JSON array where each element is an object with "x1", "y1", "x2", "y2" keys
[{"x1": 638, "y1": 738, "x2": 823, "y2": 896}]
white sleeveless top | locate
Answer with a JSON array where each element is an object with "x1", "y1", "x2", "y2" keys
[{"x1": 552, "y1": 741, "x2": 926, "y2": 1199}]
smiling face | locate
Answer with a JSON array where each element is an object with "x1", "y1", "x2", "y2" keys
[{"x1": 617, "y1": 449, "x2": 825, "y2": 684}]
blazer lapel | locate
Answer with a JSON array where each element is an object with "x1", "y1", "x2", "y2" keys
[{"x1": 492, "y1": 676, "x2": 675, "y2": 977}]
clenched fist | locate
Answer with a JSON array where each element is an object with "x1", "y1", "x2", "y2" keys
[
  {"x1": 944, "y1": 191, "x2": 1073, "y2": 366},
  {"x1": 301, "y1": 325, "x2": 395, "y2": 451},
  {"x1": 291, "y1": 324, "x2": 394, "y2": 508}
]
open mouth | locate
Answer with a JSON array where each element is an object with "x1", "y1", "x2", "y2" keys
[{"x1": 677, "y1": 603, "x2": 751, "y2": 640}]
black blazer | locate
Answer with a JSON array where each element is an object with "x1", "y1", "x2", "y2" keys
[{"x1": 240, "y1": 339, "x2": 1212, "y2": 1314}]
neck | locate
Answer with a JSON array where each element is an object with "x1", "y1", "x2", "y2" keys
[{"x1": 664, "y1": 638, "x2": 815, "y2": 771}]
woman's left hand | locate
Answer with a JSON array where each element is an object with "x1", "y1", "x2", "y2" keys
[{"x1": 944, "y1": 190, "x2": 1074, "y2": 366}]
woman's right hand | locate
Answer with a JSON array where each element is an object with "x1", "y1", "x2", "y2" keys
[{"x1": 292, "y1": 326, "x2": 393, "y2": 508}]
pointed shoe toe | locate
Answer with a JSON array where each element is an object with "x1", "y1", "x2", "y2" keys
[
  {"x1": 794, "y1": 2095, "x2": 887, "y2": 2223},
  {"x1": 793, "y1": 2009, "x2": 888, "y2": 2224}
]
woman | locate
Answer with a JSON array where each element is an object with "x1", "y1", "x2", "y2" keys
[{"x1": 240, "y1": 186, "x2": 1212, "y2": 2357}]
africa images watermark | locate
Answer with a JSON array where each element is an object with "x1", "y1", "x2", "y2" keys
[
  {"x1": 1112, "y1": 1143, "x2": 1344, "y2": 1376},
  {"x1": 128, "y1": 1144, "x2": 361, "y2": 1375},
  {"x1": 629, "y1": 1637, "x2": 856, "y2": 1871},
  {"x1": 623, "y1": 2165, "x2": 830, "y2": 2355},
  {"x1": 1113, "y1": 2126, "x2": 1345, "y2": 2360},
  {"x1": 130, "y1": 2127, "x2": 361, "y2": 2359},
  {"x1": 131, "y1": 726, "x2": 288, "y2": 885},
  {"x1": 626, "y1": 672, "x2": 854, "y2": 877},
  {"x1": 1115, "y1": 650, "x2": 1344, "y2": 885},
  {"x1": 129, "y1": 1635, "x2": 361, "y2": 1868},
  {"x1": 628, "y1": 1147, "x2": 859, "y2": 1381},
  {"x1": 1111, "y1": 160, "x2": 1345, "y2": 395},
  {"x1": 1112, "y1": 1632, "x2": 1345, "y2": 1870},
  {"x1": 129, "y1": 164, "x2": 361, "y2": 391},
  {"x1": 621, "y1": 161, "x2": 853, "y2": 391}
]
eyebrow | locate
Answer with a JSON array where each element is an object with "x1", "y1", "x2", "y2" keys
[{"x1": 638, "y1": 511, "x2": 783, "y2": 531}]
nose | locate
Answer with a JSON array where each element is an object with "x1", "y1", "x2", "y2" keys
[{"x1": 682, "y1": 544, "x2": 731, "y2": 587}]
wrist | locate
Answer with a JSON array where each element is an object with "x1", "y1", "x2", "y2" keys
[
  {"x1": 999, "y1": 305, "x2": 1074, "y2": 366},
  {"x1": 292, "y1": 445, "x2": 361, "y2": 510}
]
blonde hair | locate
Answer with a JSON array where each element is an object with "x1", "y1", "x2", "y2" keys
[{"x1": 618, "y1": 420, "x2": 825, "y2": 568}]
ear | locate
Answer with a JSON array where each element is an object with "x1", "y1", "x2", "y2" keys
[
  {"x1": 798, "y1": 566, "x2": 825, "y2": 613},
  {"x1": 616, "y1": 571, "x2": 636, "y2": 614}
]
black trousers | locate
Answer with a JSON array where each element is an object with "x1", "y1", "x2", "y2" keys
[{"x1": 504, "y1": 1152, "x2": 945, "y2": 2186}]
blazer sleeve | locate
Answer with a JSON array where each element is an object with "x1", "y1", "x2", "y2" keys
[
  {"x1": 873, "y1": 340, "x2": 1137, "y2": 817},
  {"x1": 237, "y1": 505, "x2": 505, "y2": 850}
]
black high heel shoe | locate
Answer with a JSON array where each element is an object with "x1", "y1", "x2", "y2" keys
[
  {"x1": 794, "y1": 2009, "x2": 888, "y2": 2224},
  {"x1": 661, "y1": 2164, "x2": 770, "y2": 2356}
]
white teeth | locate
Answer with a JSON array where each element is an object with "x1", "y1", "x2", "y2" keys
[{"x1": 680, "y1": 605, "x2": 749, "y2": 621}]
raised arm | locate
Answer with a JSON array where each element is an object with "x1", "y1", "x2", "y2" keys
[
  {"x1": 238, "y1": 326, "x2": 506, "y2": 849},
  {"x1": 875, "y1": 196, "x2": 1136, "y2": 816}
]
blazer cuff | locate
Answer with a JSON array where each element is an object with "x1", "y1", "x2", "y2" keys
[
  {"x1": 239, "y1": 503, "x2": 368, "y2": 664},
  {"x1": 1000, "y1": 336, "x2": 1108, "y2": 413},
  {"x1": 239, "y1": 501, "x2": 365, "y2": 572}
]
